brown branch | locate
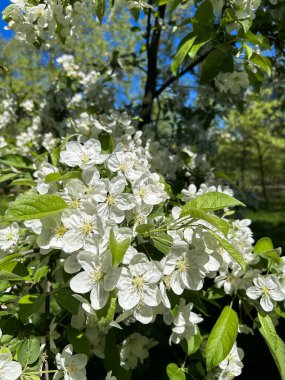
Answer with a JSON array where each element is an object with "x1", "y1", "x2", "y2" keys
[
  {"x1": 138, "y1": 5, "x2": 166, "y2": 129},
  {"x1": 154, "y1": 49, "x2": 212, "y2": 98}
]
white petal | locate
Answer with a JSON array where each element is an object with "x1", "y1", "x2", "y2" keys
[
  {"x1": 260, "y1": 295, "x2": 274, "y2": 312},
  {"x1": 118, "y1": 287, "x2": 140, "y2": 310},
  {"x1": 90, "y1": 284, "x2": 109, "y2": 310},
  {"x1": 70, "y1": 272, "x2": 92, "y2": 293},
  {"x1": 246, "y1": 286, "x2": 262, "y2": 300}
]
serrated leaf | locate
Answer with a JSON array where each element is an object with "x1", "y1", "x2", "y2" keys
[
  {"x1": 166, "y1": 363, "x2": 186, "y2": 380},
  {"x1": 171, "y1": 32, "x2": 197, "y2": 76},
  {"x1": 182, "y1": 192, "x2": 245, "y2": 212},
  {"x1": 200, "y1": 49, "x2": 233, "y2": 82},
  {"x1": 45, "y1": 171, "x2": 81, "y2": 183},
  {"x1": 258, "y1": 313, "x2": 285, "y2": 380},
  {"x1": 2, "y1": 194, "x2": 68, "y2": 222},
  {"x1": 250, "y1": 53, "x2": 271, "y2": 76},
  {"x1": 109, "y1": 229, "x2": 130, "y2": 266},
  {"x1": 151, "y1": 232, "x2": 173, "y2": 255},
  {"x1": 180, "y1": 207, "x2": 229, "y2": 236},
  {"x1": 206, "y1": 306, "x2": 238, "y2": 370},
  {"x1": 53, "y1": 288, "x2": 80, "y2": 315},
  {"x1": 18, "y1": 294, "x2": 45, "y2": 323},
  {"x1": 210, "y1": 231, "x2": 246, "y2": 272},
  {"x1": 18, "y1": 337, "x2": 40, "y2": 366}
]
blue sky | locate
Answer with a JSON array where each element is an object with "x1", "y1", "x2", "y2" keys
[{"x1": 0, "y1": 0, "x2": 14, "y2": 38}]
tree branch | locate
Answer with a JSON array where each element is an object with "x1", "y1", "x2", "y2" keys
[
  {"x1": 138, "y1": 5, "x2": 166, "y2": 129},
  {"x1": 154, "y1": 49, "x2": 211, "y2": 98}
]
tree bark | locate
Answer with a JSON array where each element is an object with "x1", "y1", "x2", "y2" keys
[{"x1": 138, "y1": 5, "x2": 166, "y2": 129}]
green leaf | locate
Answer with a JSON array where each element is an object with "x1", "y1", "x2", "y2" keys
[
  {"x1": 109, "y1": 229, "x2": 130, "y2": 266},
  {"x1": 250, "y1": 53, "x2": 271, "y2": 76},
  {"x1": 2, "y1": 194, "x2": 68, "y2": 222},
  {"x1": 239, "y1": 18, "x2": 252, "y2": 33},
  {"x1": 258, "y1": 313, "x2": 285, "y2": 380},
  {"x1": 18, "y1": 294, "x2": 45, "y2": 323},
  {"x1": 182, "y1": 192, "x2": 245, "y2": 212},
  {"x1": 53, "y1": 288, "x2": 80, "y2": 315},
  {"x1": 171, "y1": 32, "x2": 197, "y2": 76},
  {"x1": 99, "y1": 132, "x2": 114, "y2": 153},
  {"x1": 18, "y1": 337, "x2": 40, "y2": 366},
  {"x1": 166, "y1": 363, "x2": 186, "y2": 380},
  {"x1": 169, "y1": 0, "x2": 182, "y2": 15},
  {"x1": 194, "y1": 0, "x2": 214, "y2": 25},
  {"x1": 244, "y1": 31, "x2": 270, "y2": 49},
  {"x1": 33, "y1": 266, "x2": 49, "y2": 284},
  {"x1": 95, "y1": 0, "x2": 106, "y2": 23},
  {"x1": 135, "y1": 224, "x2": 154, "y2": 234},
  {"x1": 0, "y1": 154, "x2": 33, "y2": 170},
  {"x1": 254, "y1": 237, "x2": 281, "y2": 263},
  {"x1": 151, "y1": 232, "x2": 173, "y2": 255},
  {"x1": 45, "y1": 171, "x2": 81, "y2": 183},
  {"x1": 210, "y1": 231, "x2": 246, "y2": 272},
  {"x1": 206, "y1": 306, "x2": 238, "y2": 370},
  {"x1": 0, "y1": 261, "x2": 29, "y2": 281},
  {"x1": 10, "y1": 178, "x2": 36, "y2": 187},
  {"x1": 200, "y1": 49, "x2": 233, "y2": 83},
  {"x1": 187, "y1": 329, "x2": 203, "y2": 356},
  {"x1": 242, "y1": 43, "x2": 253, "y2": 59},
  {"x1": 180, "y1": 207, "x2": 229, "y2": 236},
  {"x1": 96, "y1": 293, "x2": 117, "y2": 328},
  {"x1": 254, "y1": 237, "x2": 274, "y2": 254},
  {"x1": 66, "y1": 327, "x2": 90, "y2": 355},
  {"x1": 0, "y1": 173, "x2": 18, "y2": 184}
]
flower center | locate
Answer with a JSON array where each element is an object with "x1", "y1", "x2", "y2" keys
[
  {"x1": 80, "y1": 222, "x2": 93, "y2": 235},
  {"x1": 262, "y1": 286, "x2": 270, "y2": 296},
  {"x1": 81, "y1": 152, "x2": 91, "y2": 164},
  {"x1": 5, "y1": 232, "x2": 14, "y2": 241},
  {"x1": 138, "y1": 188, "x2": 146, "y2": 197},
  {"x1": 119, "y1": 163, "x2": 127, "y2": 172},
  {"x1": 176, "y1": 259, "x2": 187, "y2": 272},
  {"x1": 89, "y1": 271, "x2": 104, "y2": 284},
  {"x1": 133, "y1": 275, "x2": 145, "y2": 291},
  {"x1": 69, "y1": 197, "x2": 81, "y2": 209},
  {"x1": 85, "y1": 185, "x2": 94, "y2": 195},
  {"x1": 107, "y1": 195, "x2": 117, "y2": 206},
  {"x1": 55, "y1": 224, "x2": 68, "y2": 238},
  {"x1": 66, "y1": 361, "x2": 77, "y2": 374},
  {"x1": 164, "y1": 274, "x2": 172, "y2": 289}
]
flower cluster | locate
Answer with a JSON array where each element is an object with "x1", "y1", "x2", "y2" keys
[{"x1": 3, "y1": 0, "x2": 84, "y2": 48}]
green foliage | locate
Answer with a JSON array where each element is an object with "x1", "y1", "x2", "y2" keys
[
  {"x1": 182, "y1": 192, "x2": 245, "y2": 212},
  {"x1": 166, "y1": 363, "x2": 186, "y2": 380},
  {"x1": 2, "y1": 194, "x2": 68, "y2": 222},
  {"x1": 206, "y1": 306, "x2": 238, "y2": 370},
  {"x1": 109, "y1": 229, "x2": 130, "y2": 266},
  {"x1": 258, "y1": 313, "x2": 285, "y2": 380}
]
